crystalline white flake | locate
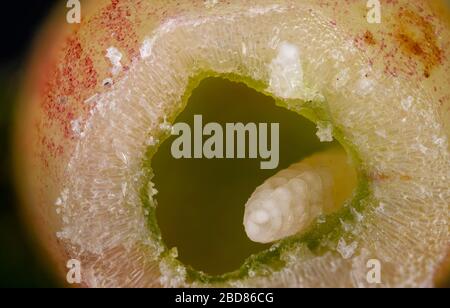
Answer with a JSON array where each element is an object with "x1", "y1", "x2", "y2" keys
[
  {"x1": 71, "y1": 118, "x2": 83, "y2": 137},
  {"x1": 337, "y1": 238, "x2": 358, "y2": 259},
  {"x1": 159, "y1": 259, "x2": 187, "y2": 288},
  {"x1": 140, "y1": 37, "x2": 156, "y2": 59},
  {"x1": 401, "y1": 96, "x2": 414, "y2": 111},
  {"x1": 55, "y1": 197, "x2": 63, "y2": 207},
  {"x1": 375, "y1": 202, "x2": 386, "y2": 214},
  {"x1": 351, "y1": 208, "x2": 364, "y2": 222},
  {"x1": 334, "y1": 68, "x2": 350, "y2": 89},
  {"x1": 145, "y1": 136, "x2": 158, "y2": 146},
  {"x1": 316, "y1": 122, "x2": 333, "y2": 142},
  {"x1": 433, "y1": 135, "x2": 446, "y2": 146},
  {"x1": 267, "y1": 41, "x2": 325, "y2": 102},
  {"x1": 204, "y1": 0, "x2": 218, "y2": 9},
  {"x1": 55, "y1": 188, "x2": 69, "y2": 208},
  {"x1": 357, "y1": 78, "x2": 374, "y2": 95},
  {"x1": 159, "y1": 118, "x2": 173, "y2": 133},
  {"x1": 106, "y1": 47, "x2": 123, "y2": 76},
  {"x1": 148, "y1": 182, "x2": 158, "y2": 198},
  {"x1": 355, "y1": 68, "x2": 375, "y2": 96}
]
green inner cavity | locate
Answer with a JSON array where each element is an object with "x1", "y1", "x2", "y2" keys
[{"x1": 141, "y1": 74, "x2": 369, "y2": 284}]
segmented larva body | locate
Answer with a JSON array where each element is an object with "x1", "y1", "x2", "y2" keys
[{"x1": 244, "y1": 162, "x2": 333, "y2": 243}]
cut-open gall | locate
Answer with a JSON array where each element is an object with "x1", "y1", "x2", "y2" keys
[{"x1": 14, "y1": 0, "x2": 450, "y2": 287}]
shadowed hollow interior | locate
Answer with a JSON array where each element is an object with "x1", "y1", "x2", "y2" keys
[{"x1": 152, "y1": 77, "x2": 353, "y2": 275}]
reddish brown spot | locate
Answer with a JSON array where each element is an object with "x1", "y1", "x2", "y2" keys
[
  {"x1": 395, "y1": 9, "x2": 443, "y2": 78},
  {"x1": 41, "y1": 33, "x2": 99, "y2": 141},
  {"x1": 371, "y1": 173, "x2": 412, "y2": 182},
  {"x1": 363, "y1": 30, "x2": 376, "y2": 46},
  {"x1": 400, "y1": 175, "x2": 412, "y2": 181},
  {"x1": 97, "y1": 0, "x2": 139, "y2": 57},
  {"x1": 371, "y1": 173, "x2": 390, "y2": 181},
  {"x1": 434, "y1": 251, "x2": 450, "y2": 287}
]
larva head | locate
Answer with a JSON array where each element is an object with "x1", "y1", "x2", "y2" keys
[
  {"x1": 14, "y1": 0, "x2": 450, "y2": 287},
  {"x1": 244, "y1": 167, "x2": 325, "y2": 244}
]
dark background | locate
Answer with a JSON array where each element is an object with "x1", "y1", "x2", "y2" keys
[{"x1": 0, "y1": 0, "x2": 59, "y2": 288}]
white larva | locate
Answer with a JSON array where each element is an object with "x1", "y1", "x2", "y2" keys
[{"x1": 243, "y1": 160, "x2": 334, "y2": 244}]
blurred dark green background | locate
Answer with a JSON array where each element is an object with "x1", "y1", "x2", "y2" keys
[{"x1": 0, "y1": 0, "x2": 58, "y2": 288}]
